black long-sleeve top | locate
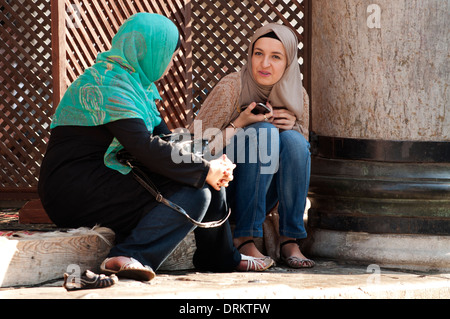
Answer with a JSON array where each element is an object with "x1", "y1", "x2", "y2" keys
[{"x1": 38, "y1": 118, "x2": 209, "y2": 238}]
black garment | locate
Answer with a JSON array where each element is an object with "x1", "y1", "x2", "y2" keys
[
  {"x1": 38, "y1": 118, "x2": 208, "y2": 239},
  {"x1": 38, "y1": 118, "x2": 241, "y2": 272},
  {"x1": 193, "y1": 189, "x2": 241, "y2": 272}
]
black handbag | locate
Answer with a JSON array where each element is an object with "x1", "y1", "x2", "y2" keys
[{"x1": 116, "y1": 133, "x2": 230, "y2": 228}]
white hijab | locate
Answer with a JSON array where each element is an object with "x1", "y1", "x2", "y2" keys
[{"x1": 239, "y1": 23, "x2": 304, "y2": 120}]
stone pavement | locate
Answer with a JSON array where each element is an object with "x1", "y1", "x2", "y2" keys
[{"x1": 1, "y1": 259, "x2": 449, "y2": 299}]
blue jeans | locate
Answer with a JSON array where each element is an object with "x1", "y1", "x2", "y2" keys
[
  {"x1": 108, "y1": 185, "x2": 241, "y2": 272},
  {"x1": 225, "y1": 122, "x2": 311, "y2": 239}
]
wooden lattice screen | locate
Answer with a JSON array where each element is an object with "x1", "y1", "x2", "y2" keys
[
  {"x1": 0, "y1": 0, "x2": 53, "y2": 200},
  {"x1": 0, "y1": 0, "x2": 310, "y2": 201}
]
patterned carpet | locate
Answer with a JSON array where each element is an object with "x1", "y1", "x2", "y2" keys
[{"x1": 0, "y1": 209, "x2": 59, "y2": 233}]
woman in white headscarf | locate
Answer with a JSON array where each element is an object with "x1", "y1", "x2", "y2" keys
[{"x1": 190, "y1": 23, "x2": 314, "y2": 268}]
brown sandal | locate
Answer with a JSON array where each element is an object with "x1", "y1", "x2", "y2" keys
[
  {"x1": 63, "y1": 270, "x2": 118, "y2": 291},
  {"x1": 280, "y1": 240, "x2": 315, "y2": 268},
  {"x1": 100, "y1": 257, "x2": 155, "y2": 281}
]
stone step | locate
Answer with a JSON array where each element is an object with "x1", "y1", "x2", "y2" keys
[
  {"x1": 0, "y1": 225, "x2": 198, "y2": 288},
  {"x1": 0, "y1": 227, "x2": 114, "y2": 287}
]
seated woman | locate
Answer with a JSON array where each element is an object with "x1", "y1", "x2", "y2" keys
[
  {"x1": 190, "y1": 23, "x2": 314, "y2": 268},
  {"x1": 38, "y1": 13, "x2": 270, "y2": 282}
]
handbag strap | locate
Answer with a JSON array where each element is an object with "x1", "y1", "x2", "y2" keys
[{"x1": 125, "y1": 160, "x2": 230, "y2": 228}]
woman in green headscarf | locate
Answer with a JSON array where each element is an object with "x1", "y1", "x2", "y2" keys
[{"x1": 39, "y1": 13, "x2": 266, "y2": 282}]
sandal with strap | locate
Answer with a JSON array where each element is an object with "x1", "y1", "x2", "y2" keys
[
  {"x1": 237, "y1": 239, "x2": 275, "y2": 269},
  {"x1": 280, "y1": 240, "x2": 315, "y2": 269},
  {"x1": 237, "y1": 239, "x2": 258, "y2": 251},
  {"x1": 63, "y1": 270, "x2": 118, "y2": 291},
  {"x1": 239, "y1": 254, "x2": 273, "y2": 272},
  {"x1": 100, "y1": 257, "x2": 156, "y2": 281}
]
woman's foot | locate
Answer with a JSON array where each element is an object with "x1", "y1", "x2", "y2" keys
[
  {"x1": 279, "y1": 238, "x2": 315, "y2": 268},
  {"x1": 234, "y1": 237, "x2": 274, "y2": 270},
  {"x1": 234, "y1": 237, "x2": 266, "y2": 258},
  {"x1": 100, "y1": 256, "x2": 155, "y2": 281},
  {"x1": 235, "y1": 255, "x2": 273, "y2": 272},
  {"x1": 103, "y1": 256, "x2": 135, "y2": 272}
]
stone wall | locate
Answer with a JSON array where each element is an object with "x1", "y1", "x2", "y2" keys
[{"x1": 311, "y1": 0, "x2": 449, "y2": 141}]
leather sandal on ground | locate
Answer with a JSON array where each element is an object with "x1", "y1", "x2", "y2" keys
[
  {"x1": 63, "y1": 270, "x2": 118, "y2": 291},
  {"x1": 239, "y1": 254, "x2": 273, "y2": 272},
  {"x1": 100, "y1": 257, "x2": 156, "y2": 281},
  {"x1": 280, "y1": 240, "x2": 315, "y2": 269}
]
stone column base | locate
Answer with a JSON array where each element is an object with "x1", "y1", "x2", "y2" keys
[{"x1": 303, "y1": 228, "x2": 450, "y2": 272}]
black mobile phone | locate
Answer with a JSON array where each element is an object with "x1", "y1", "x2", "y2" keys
[
  {"x1": 243, "y1": 102, "x2": 271, "y2": 115},
  {"x1": 252, "y1": 103, "x2": 271, "y2": 114}
]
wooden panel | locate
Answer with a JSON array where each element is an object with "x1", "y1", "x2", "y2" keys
[
  {"x1": 0, "y1": 0, "x2": 53, "y2": 193},
  {"x1": 18, "y1": 199, "x2": 52, "y2": 224},
  {"x1": 0, "y1": 227, "x2": 115, "y2": 287},
  {"x1": 159, "y1": 232, "x2": 196, "y2": 271}
]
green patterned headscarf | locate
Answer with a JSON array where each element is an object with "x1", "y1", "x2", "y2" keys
[{"x1": 51, "y1": 13, "x2": 179, "y2": 173}]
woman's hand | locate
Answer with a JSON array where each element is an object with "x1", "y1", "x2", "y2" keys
[
  {"x1": 234, "y1": 102, "x2": 274, "y2": 128},
  {"x1": 205, "y1": 154, "x2": 236, "y2": 191},
  {"x1": 234, "y1": 102, "x2": 296, "y2": 131},
  {"x1": 272, "y1": 108, "x2": 296, "y2": 130}
]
